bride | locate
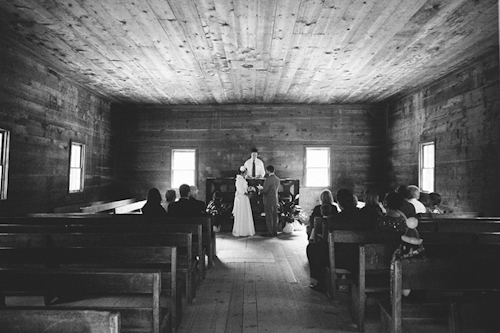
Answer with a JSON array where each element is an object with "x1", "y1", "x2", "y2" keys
[{"x1": 232, "y1": 166, "x2": 255, "y2": 237}]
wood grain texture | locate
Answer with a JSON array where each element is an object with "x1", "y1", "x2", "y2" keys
[
  {"x1": 0, "y1": 0, "x2": 497, "y2": 104},
  {"x1": 113, "y1": 103, "x2": 386, "y2": 213},
  {"x1": 387, "y1": 50, "x2": 500, "y2": 216}
]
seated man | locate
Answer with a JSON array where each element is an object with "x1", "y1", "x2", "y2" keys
[
  {"x1": 168, "y1": 184, "x2": 206, "y2": 217},
  {"x1": 306, "y1": 189, "x2": 366, "y2": 293}
]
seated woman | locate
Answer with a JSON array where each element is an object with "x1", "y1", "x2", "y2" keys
[
  {"x1": 142, "y1": 188, "x2": 168, "y2": 217},
  {"x1": 307, "y1": 189, "x2": 364, "y2": 293},
  {"x1": 377, "y1": 191, "x2": 407, "y2": 233},
  {"x1": 162, "y1": 188, "x2": 176, "y2": 212},
  {"x1": 407, "y1": 185, "x2": 427, "y2": 214},
  {"x1": 307, "y1": 189, "x2": 339, "y2": 239},
  {"x1": 360, "y1": 188, "x2": 385, "y2": 229}
]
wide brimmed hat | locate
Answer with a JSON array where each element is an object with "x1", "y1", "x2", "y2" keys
[{"x1": 401, "y1": 227, "x2": 423, "y2": 245}]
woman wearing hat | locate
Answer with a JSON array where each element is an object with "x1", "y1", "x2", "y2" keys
[{"x1": 232, "y1": 166, "x2": 256, "y2": 237}]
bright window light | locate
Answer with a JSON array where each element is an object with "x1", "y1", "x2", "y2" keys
[
  {"x1": 69, "y1": 142, "x2": 85, "y2": 193},
  {"x1": 306, "y1": 147, "x2": 330, "y2": 187},
  {"x1": 172, "y1": 149, "x2": 196, "y2": 188},
  {"x1": 419, "y1": 142, "x2": 435, "y2": 192}
]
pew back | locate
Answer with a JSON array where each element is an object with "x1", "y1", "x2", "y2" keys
[
  {"x1": 0, "y1": 268, "x2": 166, "y2": 333},
  {"x1": 0, "y1": 309, "x2": 121, "y2": 333}
]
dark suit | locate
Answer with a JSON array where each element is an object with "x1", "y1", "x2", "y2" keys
[
  {"x1": 190, "y1": 197, "x2": 207, "y2": 214},
  {"x1": 261, "y1": 173, "x2": 280, "y2": 235},
  {"x1": 168, "y1": 197, "x2": 205, "y2": 217}
]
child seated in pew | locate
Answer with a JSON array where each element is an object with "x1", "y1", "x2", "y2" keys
[{"x1": 427, "y1": 192, "x2": 453, "y2": 214}]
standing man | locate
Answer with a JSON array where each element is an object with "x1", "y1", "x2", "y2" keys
[
  {"x1": 257, "y1": 165, "x2": 280, "y2": 237},
  {"x1": 244, "y1": 148, "x2": 265, "y2": 179}
]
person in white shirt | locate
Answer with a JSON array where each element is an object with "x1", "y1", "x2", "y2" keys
[
  {"x1": 407, "y1": 185, "x2": 427, "y2": 214},
  {"x1": 243, "y1": 148, "x2": 265, "y2": 178}
]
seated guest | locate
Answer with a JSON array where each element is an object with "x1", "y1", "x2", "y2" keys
[
  {"x1": 360, "y1": 188, "x2": 385, "y2": 228},
  {"x1": 142, "y1": 188, "x2": 167, "y2": 217},
  {"x1": 377, "y1": 192, "x2": 407, "y2": 233},
  {"x1": 189, "y1": 185, "x2": 207, "y2": 214},
  {"x1": 427, "y1": 192, "x2": 451, "y2": 214},
  {"x1": 407, "y1": 185, "x2": 426, "y2": 214},
  {"x1": 395, "y1": 185, "x2": 417, "y2": 218},
  {"x1": 327, "y1": 189, "x2": 369, "y2": 230},
  {"x1": 162, "y1": 188, "x2": 176, "y2": 212},
  {"x1": 168, "y1": 184, "x2": 205, "y2": 217},
  {"x1": 307, "y1": 189, "x2": 339, "y2": 238},
  {"x1": 307, "y1": 189, "x2": 365, "y2": 293}
]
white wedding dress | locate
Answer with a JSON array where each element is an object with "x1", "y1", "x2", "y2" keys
[{"x1": 232, "y1": 175, "x2": 255, "y2": 237}]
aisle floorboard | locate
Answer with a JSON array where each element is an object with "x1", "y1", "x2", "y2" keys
[
  {"x1": 177, "y1": 229, "x2": 498, "y2": 333},
  {"x1": 178, "y1": 229, "x2": 373, "y2": 333}
]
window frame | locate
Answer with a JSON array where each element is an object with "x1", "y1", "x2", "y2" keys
[
  {"x1": 171, "y1": 148, "x2": 197, "y2": 189},
  {"x1": 419, "y1": 141, "x2": 435, "y2": 193},
  {"x1": 68, "y1": 141, "x2": 85, "y2": 193},
  {"x1": 0, "y1": 129, "x2": 10, "y2": 200},
  {"x1": 304, "y1": 147, "x2": 331, "y2": 188}
]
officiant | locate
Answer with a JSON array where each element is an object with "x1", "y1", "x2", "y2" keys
[
  {"x1": 243, "y1": 147, "x2": 266, "y2": 217},
  {"x1": 244, "y1": 147, "x2": 265, "y2": 179}
]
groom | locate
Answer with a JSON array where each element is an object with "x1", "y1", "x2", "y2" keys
[{"x1": 257, "y1": 165, "x2": 280, "y2": 237}]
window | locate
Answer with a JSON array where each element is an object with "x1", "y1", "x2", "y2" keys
[
  {"x1": 419, "y1": 142, "x2": 435, "y2": 192},
  {"x1": 305, "y1": 147, "x2": 330, "y2": 187},
  {"x1": 69, "y1": 142, "x2": 85, "y2": 193},
  {"x1": 172, "y1": 149, "x2": 196, "y2": 188},
  {"x1": 0, "y1": 129, "x2": 10, "y2": 200}
]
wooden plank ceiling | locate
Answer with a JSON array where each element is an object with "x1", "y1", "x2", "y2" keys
[{"x1": 0, "y1": 0, "x2": 497, "y2": 104}]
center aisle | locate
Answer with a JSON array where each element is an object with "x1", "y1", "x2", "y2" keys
[{"x1": 177, "y1": 228, "x2": 377, "y2": 333}]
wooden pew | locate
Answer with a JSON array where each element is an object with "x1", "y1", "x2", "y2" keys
[
  {"x1": 380, "y1": 254, "x2": 500, "y2": 333},
  {"x1": 54, "y1": 201, "x2": 104, "y2": 213},
  {"x1": 66, "y1": 224, "x2": 205, "y2": 281},
  {"x1": 0, "y1": 215, "x2": 216, "y2": 270},
  {"x1": 114, "y1": 200, "x2": 146, "y2": 214},
  {"x1": 0, "y1": 268, "x2": 169, "y2": 333},
  {"x1": 0, "y1": 246, "x2": 178, "y2": 332},
  {"x1": 327, "y1": 230, "x2": 400, "y2": 331},
  {"x1": 81, "y1": 199, "x2": 137, "y2": 214},
  {"x1": 418, "y1": 217, "x2": 500, "y2": 233},
  {"x1": 0, "y1": 308, "x2": 121, "y2": 333},
  {"x1": 0, "y1": 232, "x2": 196, "y2": 305},
  {"x1": 0, "y1": 222, "x2": 206, "y2": 282},
  {"x1": 328, "y1": 230, "x2": 481, "y2": 331}
]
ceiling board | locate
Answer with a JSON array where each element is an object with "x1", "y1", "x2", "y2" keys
[{"x1": 0, "y1": 0, "x2": 497, "y2": 104}]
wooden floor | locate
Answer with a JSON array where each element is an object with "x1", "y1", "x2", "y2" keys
[
  {"x1": 178, "y1": 228, "x2": 500, "y2": 333},
  {"x1": 178, "y1": 228, "x2": 362, "y2": 333}
]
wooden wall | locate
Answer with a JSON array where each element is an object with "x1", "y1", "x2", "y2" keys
[
  {"x1": 387, "y1": 50, "x2": 500, "y2": 215},
  {"x1": 113, "y1": 104, "x2": 386, "y2": 213},
  {"x1": 0, "y1": 43, "x2": 116, "y2": 216}
]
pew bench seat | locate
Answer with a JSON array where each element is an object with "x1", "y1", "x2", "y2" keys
[{"x1": 0, "y1": 268, "x2": 171, "y2": 333}]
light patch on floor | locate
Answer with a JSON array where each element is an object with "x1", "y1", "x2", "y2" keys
[{"x1": 216, "y1": 249, "x2": 275, "y2": 263}]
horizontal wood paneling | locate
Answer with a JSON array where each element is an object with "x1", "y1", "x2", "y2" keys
[
  {"x1": 0, "y1": 42, "x2": 116, "y2": 216},
  {"x1": 387, "y1": 50, "x2": 500, "y2": 215},
  {"x1": 113, "y1": 104, "x2": 386, "y2": 212}
]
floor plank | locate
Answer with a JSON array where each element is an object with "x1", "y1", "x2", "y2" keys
[{"x1": 177, "y1": 229, "x2": 499, "y2": 333}]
